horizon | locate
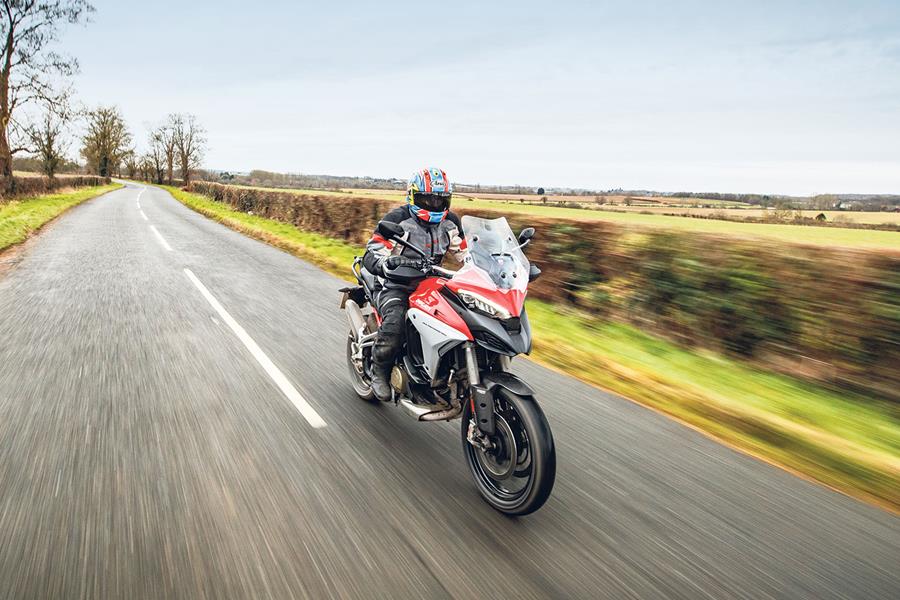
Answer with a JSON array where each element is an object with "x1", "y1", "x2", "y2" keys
[{"x1": 59, "y1": 0, "x2": 900, "y2": 196}]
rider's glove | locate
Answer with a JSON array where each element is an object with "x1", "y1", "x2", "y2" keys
[
  {"x1": 381, "y1": 256, "x2": 427, "y2": 273},
  {"x1": 382, "y1": 255, "x2": 424, "y2": 272}
]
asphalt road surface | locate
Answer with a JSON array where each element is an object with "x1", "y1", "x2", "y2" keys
[{"x1": 0, "y1": 183, "x2": 897, "y2": 599}]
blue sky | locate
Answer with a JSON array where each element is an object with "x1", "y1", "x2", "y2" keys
[{"x1": 60, "y1": 0, "x2": 900, "y2": 194}]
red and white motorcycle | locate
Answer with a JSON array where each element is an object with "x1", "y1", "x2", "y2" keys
[{"x1": 340, "y1": 215, "x2": 556, "y2": 515}]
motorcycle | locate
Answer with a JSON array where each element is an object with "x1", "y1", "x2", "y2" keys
[{"x1": 339, "y1": 215, "x2": 556, "y2": 515}]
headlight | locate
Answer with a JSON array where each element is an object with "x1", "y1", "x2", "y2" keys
[{"x1": 457, "y1": 290, "x2": 511, "y2": 320}]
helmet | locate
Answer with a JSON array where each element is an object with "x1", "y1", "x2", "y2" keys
[{"x1": 407, "y1": 167, "x2": 452, "y2": 223}]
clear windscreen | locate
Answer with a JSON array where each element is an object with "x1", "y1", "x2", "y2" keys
[{"x1": 459, "y1": 215, "x2": 529, "y2": 291}]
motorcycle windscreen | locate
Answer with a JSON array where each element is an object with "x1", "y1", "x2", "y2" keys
[{"x1": 459, "y1": 216, "x2": 529, "y2": 293}]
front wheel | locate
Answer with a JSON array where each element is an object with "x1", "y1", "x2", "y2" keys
[
  {"x1": 461, "y1": 389, "x2": 556, "y2": 516},
  {"x1": 346, "y1": 333, "x2": 376, "y2": 402}
]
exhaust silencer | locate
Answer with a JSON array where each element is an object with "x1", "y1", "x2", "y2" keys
[{"x1": 345, "y1": 299, "x2": 367, "y2": 340}]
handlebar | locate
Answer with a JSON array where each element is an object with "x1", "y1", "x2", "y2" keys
[
  {"x1": 387, "y1": 234, "x2": 429, "y2": 259},
  {"x1": 378, "y1": 225, "x2": 457, "y2": 279},
  {"x1": 431, "y1": 265, "x2": 456, "y2": 278}
]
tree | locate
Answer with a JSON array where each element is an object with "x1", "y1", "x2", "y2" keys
[
  {"x1": 161, "y1": 113, "x2": 177, "y2": 184},
  {"x1": 81, "y1": 106, "x2": 131, "y2": 176},
  {"x1": 143, "y1": 125, "x2": 166, "y2": 183},
  {"x1": 122, "y1": 149, "x2": 138, "y2": 179},
  {"x1": 23, "y1": 95, "x2": 73, "y2": 178},
  {"x1": 0, "y1": 1, "x2": 94, "y2": 191},
  {"x1": 172, "y1": 113, "x2": 205, "y2": 186},
  {"x1": 536, "y1": 187, "x2": 545, "y2": 195}
]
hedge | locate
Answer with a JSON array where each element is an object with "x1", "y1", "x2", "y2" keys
[
  {"x1": 0, "y1": 175, "x2": 112, "y2": 203},
  {"x1": 188, "y1": 181, "x2": 900, "y2": 401}
]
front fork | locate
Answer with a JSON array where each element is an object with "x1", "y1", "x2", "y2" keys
[{"x1": 465, "y1": 343, "x2": 497, "y2": 436}]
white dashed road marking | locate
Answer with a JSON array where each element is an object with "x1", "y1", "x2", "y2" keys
[
  {"x1": 150, "y1": 225, "x2": 173, "y2": 251},
  {"x1": 183, "y1": 268, "x2": 327, "y2": 429}
]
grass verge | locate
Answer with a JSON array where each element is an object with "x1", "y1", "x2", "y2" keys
[
  {"x1": 0, "y1": 183, "x2": 123, "y2": 252},
  {"x1": 163, "y1": 184, "x2": 900, "y2": 511}
]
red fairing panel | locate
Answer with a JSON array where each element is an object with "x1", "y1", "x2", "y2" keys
[
  {"x1": 445, "y1": 268, "x2": 526, "y2": 318},
  {"x1": 409, "y1": 277, "x2": 474, "y2": 340}
]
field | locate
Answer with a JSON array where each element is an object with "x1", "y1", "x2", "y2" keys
[
  {"x1": 12, "y1": 171, "x2": 91, "y2": 179},
  {"x1": 237, "y1": 185, "x2": 746, "y2": 207},
  {"x1": 231, "y1": 184, "x2": 900, "y2": 250},
  {"x1": 584, "y1": 205, "x2": 900, "y2": 224}
]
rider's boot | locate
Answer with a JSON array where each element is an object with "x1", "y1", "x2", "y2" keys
[
  {"x1": 370, "y1": 366, "x2": 392, "y2": 402},
  {"x1": 372, "y1": 329, "x2": 400, "y2": 402}
]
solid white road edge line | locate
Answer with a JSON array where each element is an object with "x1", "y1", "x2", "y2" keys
[
  {"x1": 149, "y1": 225, "x2": 173, "y2": 251},
  {"x1": 139, "y1": 210, "x2": 148, "y2": 221},
  {"x1": 183, "y1": 268, "x2": 327, "y2": 429}
]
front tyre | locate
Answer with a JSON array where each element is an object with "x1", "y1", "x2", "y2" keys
[
  {"x1": 461, "y1": 389, "x2": 556, "y2": 516},
  {"x1": 346, "y1": 333, "x2": 376, "y2": 402}
]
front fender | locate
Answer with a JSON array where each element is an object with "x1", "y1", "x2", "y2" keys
[
  {"x1": 481, "y1": 372, "x2": 535, "y2": 397},
  {"x1": 472, "y1": 372, "x2": 535, "y2": 435}
]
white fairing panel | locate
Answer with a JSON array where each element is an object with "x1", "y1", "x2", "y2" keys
[{"x1": 407, "y1": 308, "x2": 469, "y2": 380}]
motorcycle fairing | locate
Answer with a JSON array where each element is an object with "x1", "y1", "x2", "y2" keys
[
  {"x1": 409, "y1": 277, "x2": 473, "y2": 340},
  {"x1": 445, "y1": 268, "x2": 526, "y2": 318},
  {"x1": 407, "y1": 307, "x2": 470, "y2": 382}
]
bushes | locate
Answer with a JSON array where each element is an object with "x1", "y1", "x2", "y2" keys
[
  {"x1": 188, "y1": 181, "x2": 900, "y2": 400},
  {"x1": 629, "y1": 234, "x2": 795, "y2": 356},
  {"x1": 0, "y1": 175, "x2": 111, "y2": 203}
]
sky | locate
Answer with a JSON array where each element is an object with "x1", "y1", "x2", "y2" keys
[{"x1": 58, "y1": 0, "x2": 900, "y2": 195}]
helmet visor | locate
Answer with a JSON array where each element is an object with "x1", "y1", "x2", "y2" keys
[{"x1": 413, "y1": 192, "x2": 450, "y2": 212}]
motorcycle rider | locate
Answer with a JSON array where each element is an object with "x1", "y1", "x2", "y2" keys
[{"x1": 363, "y1": 167, "x2": 468, "y2": 401}]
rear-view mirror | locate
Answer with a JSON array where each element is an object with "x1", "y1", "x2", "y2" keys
[
  {"x1": 518, "y1": 227, "x2": 535, "y2": 244},
  {"x1": 377, "y1": 220, "x2": 403, "y2": 240}
]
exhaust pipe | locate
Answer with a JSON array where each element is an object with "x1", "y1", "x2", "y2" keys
[
  {"x1": 345, "y1": 299, "x2": 366, "y2": 340},
  {"x1": 400, "y1": 399, "x2": 464, "y2": 422},
  {"x1": 419, "y1": 403, "x2": 463, "y2": 421}
]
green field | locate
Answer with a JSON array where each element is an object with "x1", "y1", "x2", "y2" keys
[
  {"x1": 230, "y1": 184, "x2": 899, "y2": 251},
  {"x1": 0, "y1": 184, "x2": 123, "y2": 252},
  {"x1": 460, "y1": 199, "x2": 900, "y2": 250},
  {"x1": 163, "y1": 184, "x2": 900, "y2": 511}
]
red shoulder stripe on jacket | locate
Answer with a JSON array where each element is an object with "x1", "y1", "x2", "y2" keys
[{"x1": 371, "y1": 234, "x2": 393, "y2": 249}]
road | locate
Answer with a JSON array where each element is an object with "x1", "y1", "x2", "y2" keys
[{"x1": 0, "y1": 183, "x2": 897, "y2": 599}]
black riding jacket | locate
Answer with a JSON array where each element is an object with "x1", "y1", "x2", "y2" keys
[{"x1": 363, "y1": 206, "x2": 467, "y2": 291}]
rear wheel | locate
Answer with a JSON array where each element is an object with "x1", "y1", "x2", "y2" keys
[
  {"x1": 346, "y1": 333, "x2": 376, "y2": 402},
  {"x1": 461, "y1": 389, "x2": 556, "y2": 516}
]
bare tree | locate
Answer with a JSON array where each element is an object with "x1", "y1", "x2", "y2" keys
[
  {"x1": 162, "y1": 113, "x2": 177, "y2": 184},
  {"x1": 23, "y1": 94, "x2": 73, "y2": 178},
  {"x1": 144, "y1": 125, "x2": 166, "y2": 183},
  {"x1": 0, "y1": 1, "x2": 94, "y2": 191},
  {"x1": 122, "y1": 148, "x2": 138, "y2": 179},
  {"x1": 172, "y1": 113, "x2": 205, "y2": 186},
  {"x1": 80, "y1": 105, "x2": 131, "y2": 176},
  {"x1": 137, "y1": 154, "x2": 154, "y2": 183}
]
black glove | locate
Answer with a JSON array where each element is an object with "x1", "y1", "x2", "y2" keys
[{"x1": 382, "y1": 256, "x2": 425, "y2": 273}]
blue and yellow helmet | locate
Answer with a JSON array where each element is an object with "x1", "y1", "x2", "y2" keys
[{"x1": 407, "y1": 167, "x2": 452, "y2": 223}]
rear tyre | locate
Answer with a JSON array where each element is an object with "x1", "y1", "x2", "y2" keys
[
  {"x1": 346, "y1": 333, "x2": 376, "y2": 402},
  {"x1": 461, "y1": 389, "x2": 556, "y2": 516}
]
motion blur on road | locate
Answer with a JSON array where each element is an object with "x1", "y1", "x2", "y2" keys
[{"x1": 0, "y1": 184, "x2": 897, "y2": 598}]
